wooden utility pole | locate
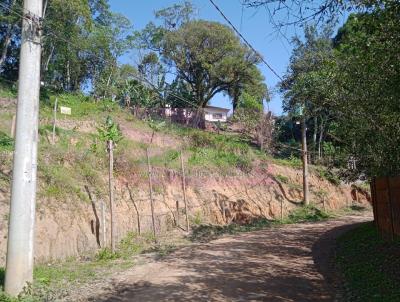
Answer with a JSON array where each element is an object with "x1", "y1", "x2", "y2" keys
[
  {"x1": 301, "y1": 114, "x2": 309, "y2": 205},
  {"x1": 146, "y1": 148, "x2": 157, "y2": 241},
  {"x1": 52, "y1": 98, "x2": 58, "y2": 144},
  {"x1": 5, "y1": 0, "x2": 43, "y2": 296},
  {"x1": 108, "y1": 140, "x2": 116, "y2": 252},
  {"x1": 101, "y1": 200, "x2": 106, "y2": 248},
  {"x1": 180, "y1": 150, "x2": 190, "y2": 232},
  {"x1": 10, "y1": 115, "x2": 16, "y2": 138}
]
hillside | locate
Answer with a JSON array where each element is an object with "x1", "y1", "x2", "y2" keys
[{"x1": 0, "y1": 85, "x2": 368, "y2": 265}]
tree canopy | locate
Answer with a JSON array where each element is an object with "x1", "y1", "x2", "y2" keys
[
  {"x1": 137, "y1": 3, "x2": 268, "y2": 110},
  {"x1": 278, "y1": 1, "x2": 400, "y2": 179}
]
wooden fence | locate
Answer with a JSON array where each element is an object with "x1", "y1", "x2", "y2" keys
[{"x1": 371, "y1": 176, "x2": 400, "y2": 240}]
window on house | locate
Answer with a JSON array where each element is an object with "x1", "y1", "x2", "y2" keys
[{"x1": 212, "y1": 113, "x2": 223, "y2": 119}]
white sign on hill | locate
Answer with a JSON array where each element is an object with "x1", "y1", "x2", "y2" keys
[{"x1": 60, "y1": 106, "x2": 71, "y2": 115}]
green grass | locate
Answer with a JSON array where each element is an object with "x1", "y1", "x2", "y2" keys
[
  {"x1": 0, "y1": 267, "x2": 4, "y2": 289},
  {"x1": 336, "y1": 223, "x2": 400, "y2": 302},
  {"x1": 162, "y1": 122, "x2": 259, "y2": 172},
  {"x1": 0, "y1": 132, "x2": 13, "y2": 152},
  {"x1": 271, "y1": 155, "x2": 302, "y2": 169},
  {"x1": 40, "y1": 93, "x2": 120, "y2": 121},
  {"x1": 188, "y1": 130, "x2": 253, "y2": 172},
  {"x1": 313, "y1": 166, "x2": 341, "y2": 186},
  {"x1": 275, "y1": 174, "x2": 289, "y2": 184},
  {"x1": 0, "y1": 81, "x2": 17, "y2": 99},
  {"x1": 148, "y1": 149, "x2": 180, "y2": 169},
  {"x1": 282, "y1": 205, "x2": 333, "y2": 223}
]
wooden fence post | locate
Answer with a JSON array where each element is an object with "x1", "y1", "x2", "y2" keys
[
  {"x1": 146, "y1": 148, "x2": 157, "y2": 241},
  {"x1": 101, "y1": 200, "x2": 106, "y2": 248},
  {"x1": 10, "y1": 114, "x2": 16, "y2": 138},
  {"x1": 180, "y1": 150, "x2": 190, "y2": 232},
  {"x1": 176, "y1": 200, "x2": 180, "y2": 228},
  {"x1": 52, "y1": 98, "x2": 58, "y2": 144},
  {"x1": 126, "y1": 184, "x2": 141, "y2": 235},
  {"x1": 108, "y1": 140, "x2": 116, "y2": 252}
]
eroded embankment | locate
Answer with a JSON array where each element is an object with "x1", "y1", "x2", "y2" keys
[{"x1": 0, "y1": 162, "x2": 367, "y2": 265}]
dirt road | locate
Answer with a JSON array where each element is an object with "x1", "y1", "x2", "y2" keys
[{"x1": 82, "y1": 213, "x2": 371, "y2": 302}]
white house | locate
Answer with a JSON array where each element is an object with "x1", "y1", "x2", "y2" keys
[
  {"x1": 164, "y1": 105, "x2": 230, "y2": 123},
  {"x1": 203, "y1": 106, "x2": 230, "y2": 122}
]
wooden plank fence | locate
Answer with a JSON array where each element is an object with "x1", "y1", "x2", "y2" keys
[{"x1": 371, "y1": 176, "x2": 400, "y2": 240}]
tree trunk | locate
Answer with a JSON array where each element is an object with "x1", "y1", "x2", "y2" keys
[
  {"x1": 66, "y1": 60, "x2": 71, "y2": 91},
  {"x1": 44, "y1": 44, "x2": 54, "y2": 72},
  {"x1": 318, "y1": 118, "x2": 325, "y2": 161},
  {"x1": 108, "y1": 140, "x2": 116, "y2": 252},
  {"x1": 103, "y1": 68, "x2": 114, "y2": 99},
  {"x1": 231, "y1": 85, "x2": 240, "y2": 116},
  {"x1": 313, "y1": 116, "x2": 318, "y2": 163}
]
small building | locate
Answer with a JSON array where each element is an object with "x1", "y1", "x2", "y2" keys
[
  {"x1": 203, "y1": 106, "x2": 230, "y2": 122},
  {"x1": 164, "y1": 105, "x2": 230, "y2": 124}
]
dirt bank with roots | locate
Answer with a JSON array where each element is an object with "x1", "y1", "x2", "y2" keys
[{"x1": 0, "y1": 160, "x2": 369, "y2": 266}]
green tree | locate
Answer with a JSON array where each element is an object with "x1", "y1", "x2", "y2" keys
[
  {"x1": 136, "y1": 3, "x2": 267, "y2": 112},
  {"x1": 0, "y1": 0, "x2": 22, "y2": 80},
  {"x1": 279, "y1": 25, "x2": 335, "y2": 163},
  {"x1": 321, "y1": 6, "x2": 400, "y2": 179},
  {"x1": 279, "y1": 2, "x2": 400, "y2": 179},
  {"x1": 162, "y1": 20, "x2": 261, "y2": 108}
]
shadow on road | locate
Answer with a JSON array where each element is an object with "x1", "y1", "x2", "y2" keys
[
  {"x1": 89, "y1": 225, "x2": 335, "y2": 302},
  {"x1": 312, "y1": 221, "x2": 370, "y2": 299}
]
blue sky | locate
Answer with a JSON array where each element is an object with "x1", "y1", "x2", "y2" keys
[{"x1": 108, "y1": 1, "x2": 334, "y2": 115}]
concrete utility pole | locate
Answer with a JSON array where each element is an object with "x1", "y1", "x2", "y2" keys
[
  {"x1": 301, "y1": 114, "x2": 310, "y2": 205},
  {"x1": 5, "y1": 0, "x2": 43, "y2": 296}
]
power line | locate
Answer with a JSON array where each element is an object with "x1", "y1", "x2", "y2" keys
[{"x1": 208, "y1": 0, "x2": 283, "y2": 81}]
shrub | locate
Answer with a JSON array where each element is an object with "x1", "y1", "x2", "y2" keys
[
  {"x1": 314, "y1": 166, "x2": 341, "y2": 186},
  {"x1": 273, "y1": 155, "x2": 302, "y2": 169},
  {"x1": 275, "y1": 174, "x2": 289, "y2": 184},
  {"x1": 285, "y1": 205, "x2": 331, "y2": 223},
  {"x1": 95, "y1": 248, "x2": 120, "y2": 261},
  {"x1": 0, "y1": 132, "x2": 13, "y2": 151}
]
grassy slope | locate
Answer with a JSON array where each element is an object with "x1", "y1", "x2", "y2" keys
[
  {"x1": 0, "y1": 85, "x2": 269, "y2": 203},
  {"x1": 0, "y1": 82, "x2": 355, "y2": 301},
  {"x1": 336, "y1": 223, "x2": 400, "y2": 302}
]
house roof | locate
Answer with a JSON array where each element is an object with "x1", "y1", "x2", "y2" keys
[{"x1": 204, "y1": 105, "x2": 230, "y2": 112}]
